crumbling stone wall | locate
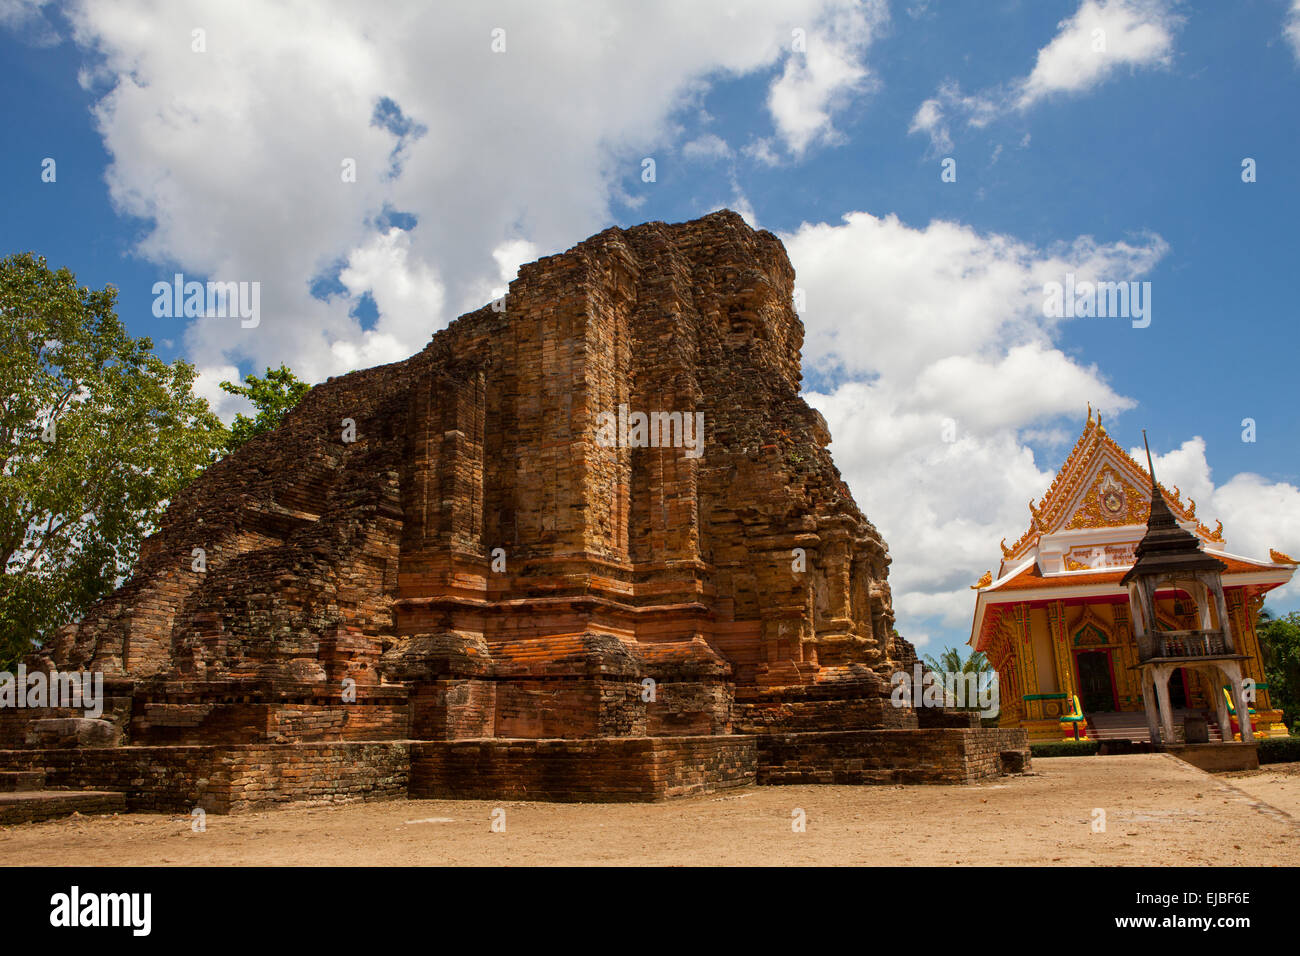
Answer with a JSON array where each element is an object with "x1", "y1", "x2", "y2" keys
[{"x1": 31, "y1": 210, "x2": 904, "y2": 743}]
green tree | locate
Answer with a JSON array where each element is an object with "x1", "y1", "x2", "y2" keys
[
  {"x1": 922, "y1": 644, "x2": 996, "y2": 719},
  {"x1": 0, "y1": 253, "x2": 226, "y2": 667},
  {"x1": 218, "y1": 364, "x2": 310, "y2": 452},
  {"x1": 923, "y1": 645, "x2": 991, "y2": 680},
  {"x1": 1256, "y1": 608, "x2": 1300, "y2": 734}
]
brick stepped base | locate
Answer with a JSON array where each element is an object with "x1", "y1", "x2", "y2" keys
[
  {"x1": 0, "y1": 725, "x2": 1034, "y2": 817},
  {"x1": 0, "y1": 743, "x2": 411, "y2": 815},
  {"x1": 0, "y1": 790, "x2": 125, "y2": 825},
  {"x1": 757, "y1": 728, "x2": 1032, "y2": 785},
  {"x1": 409, "y1": 736, "x2": 757, "y2": 803},
  {"x1": 0, "y1": 770, "x2": 46, "y2": 791}
]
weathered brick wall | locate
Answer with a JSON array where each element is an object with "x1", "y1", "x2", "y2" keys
[
  {"x1": 0, "y1": 746, "x2": 233, "y2": 811},
  {"x1": 0, "y1": 742, "x2": 411, "y2": 813},
  {"x1": 757, "y1": 728, "x2": 1030, "y2": 785},
  {"x1": 958, "y1": 727, "x2": 1031, "y2": 780},
  {"x1": 916, "y1": 708, "x2": 984, "y2": 728},
  {"x1": 16, "y1": 210, "x2": 918, "y2": 752},
  {"x1": 493, "y1": 680, "x2": 587, "y2": 738},
  {"x1": 409, "y1": 736, "x2": 756, "y2": 802},
  {"x1": 410, "y1": 679, "x2": 496, "y2": 739},
  {"x1": 128, "y1": 684, "x2": 412, "y2": 745},
  {"x1": 646, "y1": 681, "x2": 733, "y2": 736},
  {"x1": 733, "y1": 680, "x2": 919, "y2": 733},
  {"x1": 0, "y1": 692, "x2": 134, "y2": 747},
  {"x1": 652, "y1": 736, "x2": 757, "y2": 798},
  {"x1": 270, "y1": 704, "x2": 410, "y2": 742},
  {"x1": 0, "y1": 792, "x2": 126, "y2": 825},
  {"x1": 221, "y1": 742, "x2": 410, "y2": 812},
  {"x1": 26, "y1": 211, "x2": 901, "y2": 733}
]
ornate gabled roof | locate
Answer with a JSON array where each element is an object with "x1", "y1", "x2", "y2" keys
[{"x1": 1001, "y1": 407, "x2": 1222, "y2": 563}]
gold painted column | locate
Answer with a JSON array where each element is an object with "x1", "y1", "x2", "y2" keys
[
  {"x1": 1113, "y1": 604, "x2": 1139, "y2": 709},
  {"x1": 1015, "y1": 603, "x2": 1063, "y2": 741},
  {"x1": 1231, "y1": 591, "x2": 1285, "y2": 734},
  {"x1": 1049, "y1": 601, "x2": 1079, "y2": 707}
]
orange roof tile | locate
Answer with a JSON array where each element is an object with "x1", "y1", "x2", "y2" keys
[{"x1": 987, "y1": 554, "x2": 1283, "y2": 593}]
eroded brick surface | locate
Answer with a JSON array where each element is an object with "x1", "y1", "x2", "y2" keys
[
  {"x1": 3, "y1": 212, "x2": 1031, "y2": 810},
  {"x1": 29, "y1": 210, "x2": 909, "y2": 743}
]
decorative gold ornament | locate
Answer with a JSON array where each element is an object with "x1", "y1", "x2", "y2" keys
[
  {"x1": 1270, "y1": 549, "x2": 1297, "y2": 565},
  {"x1": 971, "y1": 570, "x2": 993, "y2": 589},
  {"x1": 1066, "y1": 467, "x2": 1146, "y2": 529}
]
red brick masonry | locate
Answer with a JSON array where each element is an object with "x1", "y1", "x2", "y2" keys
[
  {"x1": 0, "y1": 726, "x2": 1028, "y2": 813},
  {"x1": 3, "y1": 211, "x2": 1031, "y2": 810}
]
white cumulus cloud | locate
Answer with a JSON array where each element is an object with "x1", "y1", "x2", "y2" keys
[
  {"x1": 767, "y1": 0, "x2": 889, "y2": 156},
  {"x1": 1286, "y1": 0, "x2": 1300, "y2": 61},
  {"x1": 1016, "y1": 0, "x2": 1177, "y2": 108},
  {"x1": 56, "y1": 0, "x2": 884, "y2": 411},
  {"x1": 783, "y1": 211, "x2": 1165, "y2": 647},
  {"x1": 910, "y1": 0, "x2": 1180, "y2": 153}
]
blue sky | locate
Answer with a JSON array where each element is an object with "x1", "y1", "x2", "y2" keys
[{"x1": 3, "y1": 0, "x2": 1299, "y2": 651}]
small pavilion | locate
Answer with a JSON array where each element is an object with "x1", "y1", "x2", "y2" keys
[{"x1": 1123, "y1": 434, "x2": 1254, "y2": 748}]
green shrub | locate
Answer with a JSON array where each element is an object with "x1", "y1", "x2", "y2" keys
[
  {"x1": 1258, "y1": 736, "x2": 1300, "y2": 765},
  {"x1": 1030, "y1": 741, "x2": 1100, "y2": 758}
]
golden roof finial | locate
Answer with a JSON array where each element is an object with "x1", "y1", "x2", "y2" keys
[
  {"x1": 1271, "y1": 548, "x2": 1297, "y2": 565},
  {"x1": 971, "y1": 570, "x2": 993, "y2": 590},
  {"x1": 1000, "y1": 537, "x2": 1011, "y2": 559},
  {"x1": 1086, "y1": 402, "x2": 1093, "y2": 426}
]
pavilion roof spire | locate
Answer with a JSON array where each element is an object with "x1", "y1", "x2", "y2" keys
[
  {"x1": 1122, "y1": 431, "x2": 1225, "y2": 583},
  {"x1": 1142, "y1": 430, "x2": 1158, "y2": 491}
]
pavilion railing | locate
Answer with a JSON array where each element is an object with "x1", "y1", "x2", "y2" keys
[{"x1": 1137, "y1": 629, "x2": 1231, "y2": 662}]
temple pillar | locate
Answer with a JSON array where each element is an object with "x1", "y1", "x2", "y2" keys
[
  {"x1": 1141, "y1": 670, "x2": 1162, "y2": 745},
  {"x1": 1210, "y1": 666, "x2": 1233, "y2": 742},
  {"x1": 1154, "y1": 668, "x2": 1176, "y2": 742},
  {"x1": 1224, "y1": 662, "x2": 1254, "y2": 742}
]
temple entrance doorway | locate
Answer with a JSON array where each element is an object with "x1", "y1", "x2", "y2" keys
[
  {"x1": 1168, "y1": 668, "x2": 1189, "y2": 709},
  {"x1": 1075, "y1": 649, "x2": 1117, "y2": 712}
]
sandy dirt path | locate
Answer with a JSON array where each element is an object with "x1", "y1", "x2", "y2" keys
[
  {"x1": 1220, "y1": 762, "x2": 1300, "y2": 821},
  {"x1": 1, "y1": 754, "x2": 1295, "y2": 866}
]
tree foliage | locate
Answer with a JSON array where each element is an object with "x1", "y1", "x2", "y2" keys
[
  {"x1": 218, "y1": 364, "x2": 310, "y2": 453},
  {"x1": 0, "y1": 253, "x2": 226, "y2": 667},
  {"x1": 923, "y1": 645, "x2": 991, "y2": 677},
  {"x1": 1257, "y1": 607, "x2": 1300, "y2": 733}
]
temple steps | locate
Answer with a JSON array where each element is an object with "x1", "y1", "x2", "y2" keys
[
  {"x1": 0, "y1": 770, "x2": 45, "y2": 791},
  {"x1": 1085, "y1": 710, "x2": 1224, "y2": 743},
  {"x1": 0, "y1": 770, "x2": 126, "y2": 825},
  {"x1": 0, "y1": 790, "x2": 126, "y2": 825}
]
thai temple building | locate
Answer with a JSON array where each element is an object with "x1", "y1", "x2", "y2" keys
[{"x1": 970, "y1": 410, "x2": 1296, "y2": 743}]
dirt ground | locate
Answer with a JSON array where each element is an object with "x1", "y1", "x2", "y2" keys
[
  {"x1": 1220, "y1": 760, "x2": 1300, "y2": 821},
  {"x1": 2, "y1": 754, "x2": 1296, "y2": 866}
]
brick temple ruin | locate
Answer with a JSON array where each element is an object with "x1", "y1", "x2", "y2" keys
[{"x1": 0, "y1": 210, "x2": 1027, "y2": 817}]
